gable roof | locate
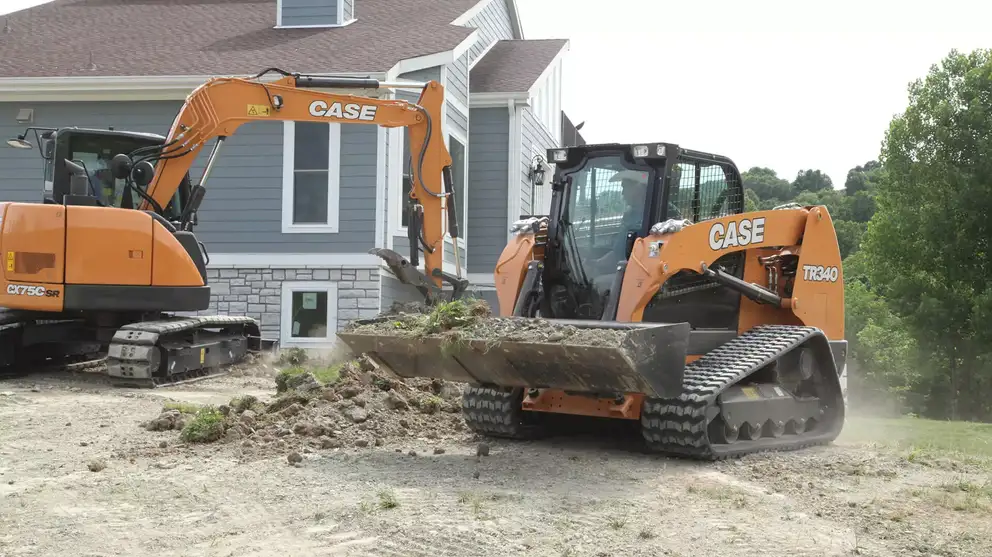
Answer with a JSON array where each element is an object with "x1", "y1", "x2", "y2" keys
[
  {"x1": 470, "y1": 39, "x2": 568, "y2": 94},
  {"x1": 0, "y1": 0, "x2": 480, "y2": 78}
]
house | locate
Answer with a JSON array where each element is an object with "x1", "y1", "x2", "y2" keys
[{"x1": 0, "y1": 0, "x2": 578, "y2": 349}]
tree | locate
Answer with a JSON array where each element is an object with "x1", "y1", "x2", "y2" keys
[
  {"x1": 742, "y1": 167, "x2": 792, "y2": 201},
  {"x1": 860, "y1": 48, "x2": 992, "y2": 421},
  {"x1": 792, "y1": 169, "x2": 834, "y2": 194}
]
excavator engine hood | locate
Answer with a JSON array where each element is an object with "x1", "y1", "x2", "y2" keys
[{"x1": 336, "y1": 319, "x2": 690, "y2": 397}]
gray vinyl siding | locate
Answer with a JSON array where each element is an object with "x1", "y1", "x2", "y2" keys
[
  {"x1": 464, "y1": 0, "x2": 516, "y2": 65},
  {"x1": 466, "y1": 107, "x2": 509, "y2": 272},
  {"x1": 280, "y1": 0, "x2": 339, "y2": 26},
  {"x1": 448, "y1": 51, "x2": 470, "y2": 108},
  {"x1": 519, "y1": 106, "x2": 557, "y2": 216},
  {"x1": 0, "y1": 100, "x2": 379, "y2": 254},
  {"x1": 343, "y1": 0, "x2": 354, "y2": 21}
]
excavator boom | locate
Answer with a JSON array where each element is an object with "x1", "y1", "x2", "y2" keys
[{"x1": 127, "y1": 69, "x2": 462, "y2": 297}]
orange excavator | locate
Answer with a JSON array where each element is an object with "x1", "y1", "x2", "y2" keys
[{"x1": 1, "y1": 68, "x2": 463, "y2": 387}]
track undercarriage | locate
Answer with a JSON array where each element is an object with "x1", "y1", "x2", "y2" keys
[
  {"x1": 460, "y1": 325, "x2": 847, "y2": 460},
  {"x1": 0, "y1": 308, "x2": 263, "y2": 388}
]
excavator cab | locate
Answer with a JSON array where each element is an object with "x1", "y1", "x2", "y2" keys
[{"x1": 9, "y1": 127, "x2": 191, "y2": 221}]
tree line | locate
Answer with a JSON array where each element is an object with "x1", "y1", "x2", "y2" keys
[{"x1": 741, "y1": 48, "x2": 992, "y2": 422}]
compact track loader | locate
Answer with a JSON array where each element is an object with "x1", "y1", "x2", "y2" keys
[
  {"x1": 338, "y1": 143, "x2": 849, "y2": 459},
  {"x1": 1, "y1": 69, "x2": 462, "y2": 388}
]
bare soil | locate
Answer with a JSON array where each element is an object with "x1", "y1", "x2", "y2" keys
[{"x1": 2, "y1": 366, "x2": 991, "y2": 557}]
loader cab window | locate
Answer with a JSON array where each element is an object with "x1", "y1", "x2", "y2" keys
[
  {"x1": 664, "y1": 160, "x2": 743, "y2": 223},
  {"x1": 551, "y1": 155, "x2": 652, "y2": 318}
]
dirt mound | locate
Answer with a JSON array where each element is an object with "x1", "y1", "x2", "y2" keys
[{"x1": 142, "y1": 355, "x2": 471, "y2": 459}]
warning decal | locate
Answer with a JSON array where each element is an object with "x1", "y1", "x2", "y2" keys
[{"x1": 247, "y1": 104, "x2": 271, "y2": 117}]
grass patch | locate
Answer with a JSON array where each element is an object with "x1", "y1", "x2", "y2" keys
[
  {"x1": 377, "y1": 489, "x2": 399, "y2": 509},
  {"x1": 838, "y1": 416, "x2": 992, "y2": 468},
  {"x1": 162, "y1": 401, "x2": 202, "y2": 414},
  {"x1": 179, "y1": 406, "x2": 226, "y2": 443},
  {"x1": 274, "y1": 363, "x2": 343, "y2": 393}
]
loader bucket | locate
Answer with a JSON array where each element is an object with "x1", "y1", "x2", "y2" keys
[{"x1": 336, "y1": 318, "x2": 690, "y2": 397}]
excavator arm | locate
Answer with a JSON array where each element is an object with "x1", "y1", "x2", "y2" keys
[{"x1": 113, "y1": 68, "x2": 463, "y2": 301}]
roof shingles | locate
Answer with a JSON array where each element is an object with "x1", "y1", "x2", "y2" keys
[
  {"x1": 469, "y1": 39, "x2": 567, "y2": 94},
  {"x1": 0, "y1": 0, "x2": 478, "y2": 78}
]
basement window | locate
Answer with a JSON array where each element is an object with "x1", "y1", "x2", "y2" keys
[{"x1": 280, "y1": 281, "x2": 338, "y2": 346}]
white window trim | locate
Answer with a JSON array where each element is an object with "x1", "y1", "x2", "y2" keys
[
  {"x1": 282, "y1": 121, "x2": 341, "y2": 234},
  {"x1": 280, "y1": 281, "x2": 339, "y2": 347},
  {"x1": 275, "y1": 0, "x2": 356, "y2": 28}
]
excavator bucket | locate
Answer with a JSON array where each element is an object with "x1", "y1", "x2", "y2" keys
[{"x1": 336, "y1": 318, "x2": 690, "y2": 397}]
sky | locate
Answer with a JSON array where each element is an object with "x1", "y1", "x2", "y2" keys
[{"x1": 3, "y1": 0, "x2": 990, "y2": 188}]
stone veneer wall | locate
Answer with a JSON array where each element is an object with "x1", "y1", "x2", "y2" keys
[{"x1": 196, "y1": 266, "x2": 382, "y2": 342}]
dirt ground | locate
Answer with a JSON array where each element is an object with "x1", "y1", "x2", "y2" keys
[{"x1": 2, "y1": 365, "x2": 990, "y2": 557}]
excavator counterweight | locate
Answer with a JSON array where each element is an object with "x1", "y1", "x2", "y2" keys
[{"x1": 336, "y1": 142, "x2": 848, "y2": 460}]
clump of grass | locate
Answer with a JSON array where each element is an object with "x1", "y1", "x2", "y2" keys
[
  {"x1": 278, "y1": 347, "x2": 308, "y2": 366},
  {"x1": 377, "y1": 489, "x2": 399, "y2": 509},
  {"x1": 179, "y1": 406, "x2": 226, "y2": 443},
  {"x1": 274, "y1": 362, "x2": 343, "y2": 393},
  {"x1": 607, "y1": 514, "x2": 627, "y2": 530},
  {"x1": 638, "y1": 528, "x2": 655, "y2": 540},
  {"x1": 420, "y1": 395, "x2": 444, "y2": 414},
  {"x1": 162, "y1": 401, "x2": 202, "y2": 415}
]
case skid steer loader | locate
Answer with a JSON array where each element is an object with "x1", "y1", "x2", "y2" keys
[
  {"x1": 1, "y1": 68, "x2": 462, "y2": 388},
  {"x1": 337, "y1": 143, "x2": 849, "y2": 460}
]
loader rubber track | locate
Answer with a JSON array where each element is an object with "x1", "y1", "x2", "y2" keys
[
  {"x1": 640, "y1": 324, "x2": 845, "y2": 460},
  {"x1": 462, "y1": 386, "x2": 548, "y2": 439},
  {"x1": 106, "y1": 315, "x2": 261, "y2": 389}
]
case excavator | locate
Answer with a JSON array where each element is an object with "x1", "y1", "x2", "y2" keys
[
  {"x1": 337, "y1": 142, "x2": 849, "y2": 459},
  {"x1": 2, "y1": 69, "x2": 462, "y2": 388}
]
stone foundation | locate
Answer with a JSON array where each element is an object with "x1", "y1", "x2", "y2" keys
[{"x1": 189, "y1": 266, "x2": 381, "y2": 343}]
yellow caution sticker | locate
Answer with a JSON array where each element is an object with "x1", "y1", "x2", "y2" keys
[
  {"x1": 5, "y1": 251, "x2": 13, "y2": 272},
  {"x1": 200, "y1": 348, "x2": 205, "y2": 364},
  {"x1": 741, "y1": 386, "x2": 759, "y2": 399},
  {"x1": 247, "y1": 104, "x2": 271, "y2": 117}
]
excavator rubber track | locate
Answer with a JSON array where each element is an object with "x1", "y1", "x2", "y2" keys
[
  {"x1": 640, "y1": 324, "x2": 845, "y2": 460},
  {"x1": 106, "y1": 315, "x2": 261, "y2": 389}
]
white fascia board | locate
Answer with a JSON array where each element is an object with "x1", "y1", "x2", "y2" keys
[
  {"x1": 507, "y1": 0, "x2": 525, "y2": 39},
  {"x1": 469, "y1": 91, "x2": 530, "y2": 108},
  {"x1": 451, "y1": 0, "x2": 490, "y2": 26},
  {"x1": 525, "y1": 41, "x2": 570, "y2": 99},
  {"x1": 469, "y1": 38, "x2": 500, "y2": 70},
  {"x1": 384, "y1": 30, "x2": 478, "y2": 80},
  {"x1": 0, "y1": 72, "x2": 388, "y2": 102},
  {"x1": 206, "y1": 253, "x2": 381, "y2": 268}
]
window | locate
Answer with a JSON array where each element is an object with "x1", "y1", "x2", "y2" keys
[
  {"x1": 282, "y1": 121, "x2": 340, "y2": 233},
  {"x1": 280, "y1": 281, "x2": 338, "y2": 345}
]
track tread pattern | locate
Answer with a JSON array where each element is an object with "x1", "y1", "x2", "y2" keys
[
  {"x1": 462, "y1": 386, "x2": 545, "y2": 439},
  {"x1": 641, "y1": 324, "x2": 842, "y2": 461},
  {"x1": 107, "y1": 314, "x2": 261, "y2": 389}
]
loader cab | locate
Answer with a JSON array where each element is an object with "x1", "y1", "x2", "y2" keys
[
  {"x1": 542, "y1": 143, "x2": 747, "y2": 327},
  {"x1": 39, "y1": 127, "x2": 191, "y2": 222}
]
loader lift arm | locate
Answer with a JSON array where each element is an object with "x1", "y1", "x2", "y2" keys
[{"x1": 113, "y1": 68, "x2": 465, "y2": 301}]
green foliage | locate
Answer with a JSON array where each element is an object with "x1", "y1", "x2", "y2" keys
[
  {"x1": 275, "y1": 363, "x2": 342, "y2": 393},
  {"x1": 179, "y1": 406, "x2": 226, "y2": 443},
  {"x1": 859, "y1": 48, "x2": 992, "y2": 421},
  {"x1": 735, "y1": 49, "x2": 992, "y2": 421}
]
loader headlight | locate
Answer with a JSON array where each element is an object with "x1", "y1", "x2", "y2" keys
[
  {"x1": 550, "y1": 149, "x2": 567, "y2": 163},
  {"x1": 656, "y1": 144, "x2": 666, "y2": 157},
  {"x1": 632, "y1": 145, "x2": 649, "y2": 157}
]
